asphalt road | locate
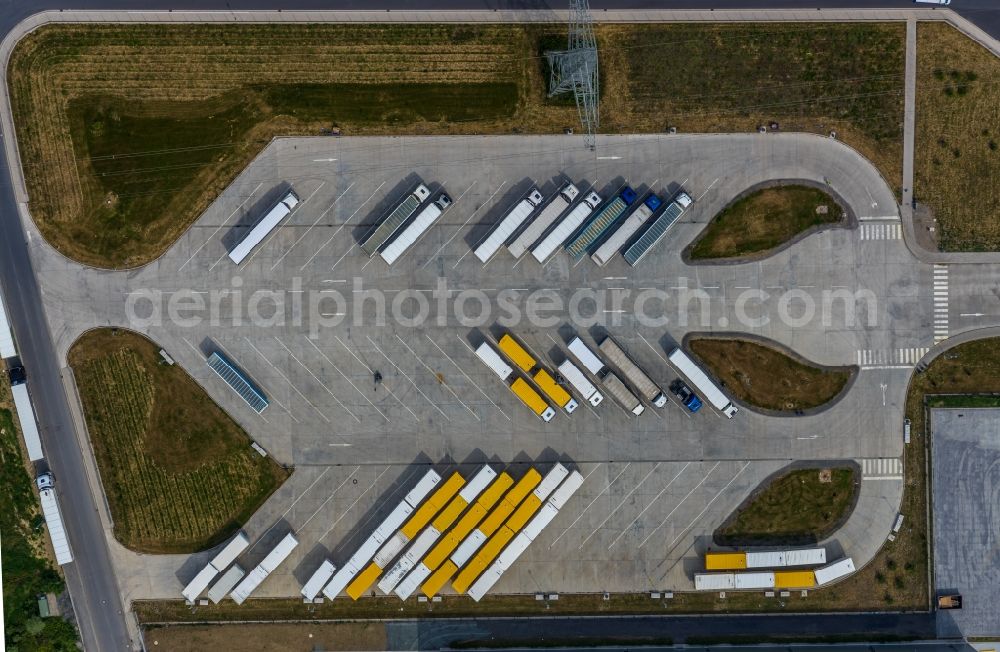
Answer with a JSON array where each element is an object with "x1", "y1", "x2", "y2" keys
[{"x1": 0, "y1": 2, "x2": 998, "y2": 652}]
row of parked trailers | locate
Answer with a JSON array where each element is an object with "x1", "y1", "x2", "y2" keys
[
  {"x1": 475, "y1": 181, "x2": 693, "y2": 269},
  {"x1": 301, "y1": 463, "x2": 583, "y2": 603},
  {"x1": 695, "y1": 557, "x2": 857, "y2": 591},
  {"x1": 474, "y1": 328, "x2": 740, "y2": 421}
]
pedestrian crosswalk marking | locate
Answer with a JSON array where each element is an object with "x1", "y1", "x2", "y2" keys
[
  {"x1": 861, "y1": 457, "x2": 903, "y2": 480},
  {"x1": 932, "y1": 265, "x2": 948, "y2": 344},
  {"x1": 856, "y1": 347, "x2": 929, "y2": 368},
  {"x1": 860, "y1": 223, "x2": 903, "y2": 241}
]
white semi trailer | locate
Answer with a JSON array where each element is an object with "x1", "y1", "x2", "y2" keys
[
  {"x1": 228, "y1": 190, "x2": 299, "y2": 265},
  {"x1": 0, "y1": 293, "x2": 15, "y2": 358},
  {"x1": 11, "y1": 378, "x2": 43, "y2": 462},
  {"x1": 556, "y1": 360, "x2": 603, "y2": 406},
  {"x1": 474, "y1": 189, "x2": 544, "y2": 263},
  {"x1": 531, "y1": 191, "x2": 601, "y2": 263},
  {"x1": 507, "y1": 184, "x2": 579, "y2": 258},
  {"x1": 598, "y1": 336, "x2": 667, "y2": 407},
  {"x1": 231, "y1": 532, "x2": 299, "y2": 604},
  {"x1": 667, "y1": 347, "x2": 739, "y2": 418},
  {"x1": 600, "y1": 371, "x2": 645, "y2": 416},
  {"x1": 379, "y1": 193, "x2": 452, "y2": 265},
  {"x1": 36, "y1": 473, "x2": 72, "y2": 565}
]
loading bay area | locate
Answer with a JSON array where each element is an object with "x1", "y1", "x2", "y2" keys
[{"x1": 31, "y1": 133, "x2": 949, "y2": 600}]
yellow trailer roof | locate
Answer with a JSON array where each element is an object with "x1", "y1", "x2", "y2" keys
[
  {"x1": 480, "y1": 499, "x2": 515, "y2": 536},
  {"x1": 450, "y1": 504, "x2": 487, "y2": 541},
  {"x1": 423, "y1": 532, "x2": 463, "y2": 571},
  {"x1": 402, "y1": 472, "x2": 465, "y2": 539},
  {"x1": 346, "y1": 562, "x2": 382, "y2": 600},
  {"x1": 705, "y1": 552, "x2": 747, "y2": 570},
  {"x1": 421, "y1": 560, "x2": 457, "y2": 598},
  {"x1": 431, "y1": 496, "x2": 469, "y2": 532},
  {"x1": 452, "y1": 555, "x2": 490, "y2": 594},
  {"x1": 533, "y1": 369, "x2": 571, "y2": 407},
  {"x1": 506, "y1": 468, "x2": 542, "y2": 505},
  {"x1": 475, "y1": 473, "x2": 514, "y2": 510},
  {"x1": 511, "y1": 378, "x2": 549, "y2": 416},
  {"x1": 477, "y1": 526, "x2": 515, "y2": 567},
  {"x1": 498, "y1": 334, "x2": 535, "y2": 372},
  {"x1": 505, "y1": 495, "x2": 542, "y2": 533},
  {"x1": 774, "y1": 570, "x2": 816, "y2": 589}
]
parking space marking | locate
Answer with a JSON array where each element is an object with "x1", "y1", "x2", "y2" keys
[
  {"x1": 331, "y1": 335, "x2": 419, "y2": 422},
  {"x1": 295, "y1": 337, "x2": 387, "y2": 423},
  {"x1": 549, "y1": 462, "x2": 622, "y2": 548},
  {"x1": 297, "y1": 465, "x2": 361, "y2": 530},
  {"x1": 414, "y1": 180, "x2": 480, "y2": 270},
  {"x1": 450, "y1": 183, "x2": 512, "y2": 269},
  {"x1": 272, "y1": 181, "x2": 354, "y2": 270},
  {"x1": 178, "y1": 181, "x2": 263, "y2": 272},
  {"x1": 247, "y1": 466, "x2": 331, "y2": 555},
  {"x1": 238, "y1": 182, "x2": 326, "y2": 268},
  {"x1": 579, "y1": 462, "x2": 661, "y2": 550},
  {"x1": 318, "y1": 466, "x2": 392, "y2": 541},
  {"x1": 185, "y1": 337, "x2": 273, "y2": 423},
  {"x1": 245, "y1": 338, "x2": 333, "y2": 424},
  {"x1": 366, "y1": 335, "x2": 450, "y2": 422},
  {"x1": 664, "y1": 461, "x2": 752, "y2": 553},
  {"x1": 325, "y1": 181, "x2": 387, "y2": 271},
  {"x1": 219, "y1": 337, "x2": 299, "y2": 423},
  {"x1": 443, "y1": 336, "x2": 512, "y2": 420},
  {"x1": 607, "y1": 462, "x2": 691, "y2": 550},
  {"x1": 637, "y1": 461, "x2": 721, "y2": 549},
  {"x1": 395, "y1": 335, "x2": 480, "y2": 421}
]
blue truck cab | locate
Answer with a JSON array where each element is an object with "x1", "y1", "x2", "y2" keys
[{"x1": 671, "y1": 380, "x2": 702, "y2": 413}]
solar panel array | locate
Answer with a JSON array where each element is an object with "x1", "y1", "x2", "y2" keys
[{"x1": 207, "y1": 352, "x2": 269, "y2": 413}]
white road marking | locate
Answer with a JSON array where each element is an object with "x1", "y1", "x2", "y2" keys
[
  {"x1": 324, "y1": 181, "x2": 387, "y2": 271},
  {"x1": 395, "y1": 335, "x2": 479, "y2": 421},
  {"x1": 296, "y1": 337, "x2": 388, "y2": 422},
  {"x1": 272, "y1": 181, "x2": 354, "y2": 270},
  {"x1": 318, "y1": 466, "x2": 392, "y2": 541},
  {"x1": 238, "y1": 182, "x2": 325, "y2": 269},
  {"x1": 242, "y1": 337, "x2": 331, "y2": 423},
  {"x1": 664, "y1": 461, "x2": 752, "y2": 552},
  {"x1": 445, "y1": 336, "x2": 512, "y2": 420},
  {"x1": 330, "y1": 335, "x2": 419, "y2": 422},
  {"x1": 297, "y1": 466, "x2": 361, "y2": 530},
  {"x1": 579, "y1": 462, "x2": 662, "y2": 549},
  {"x1": 366, "y1": 335, "x2": 450, "y2": 421},
  {"x1": 178, "y1": 181, "x2": 263, "y2": 271},
  {"x1": 549, "y1": 463, "x2": 628, "y2": 548},
  {"x1": 607, "y1": 462, "x2": 691, "y2": 550},
  {"x1": 638, "y1": 461, "x2": 721, "y2": 549}
]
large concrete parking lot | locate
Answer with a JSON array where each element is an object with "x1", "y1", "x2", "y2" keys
[{"x1": 29, "y1": 133, "x2": 939, "y2": 600}]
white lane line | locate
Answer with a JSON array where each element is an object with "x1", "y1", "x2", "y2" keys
[
  {"x1": 444, "y1": 336, "x2": 512, "y2": 421},
  {"x1": 247, "y1": 466, "x2": 331, "y2": 554},
  {"x1": 395, "y1": 335, "x2": 479, "y2": 421},
  {"x1": 548, "y1": 462, "x2": 623, "y2": 548},
  {"x1": 416, "y1": 180, "x2": 481, "y2": 270},
  {"x1": 178, "y1": 181, "x2": 263, "y2": 272},
  {"x1": 273, "y1": 181, "x2": 354, "y2": 270},
  {"x1": 637, "y1": 461, "x2": 721, "y2": 549},
  {"x1": 296, "y1": 337, "x2": 388, "y2": 423},
  {"x1": 271, "y1": 337, "x2": 360, "y2": 424},
  {"x1": 607, "y1": 462, "x2": 691, "y2": 550},
  {"x1": 696, "y1": 178, "x2": 719, "y2": 201},
  {"x1": 318, "y1": 466, "x2": 392, "y2": 541},
  {"x1": 664, "y1": 462, "x2": 752, "y2": 552},
  {"x1": 238, "y1": 182, "x2": 325, "y2": 269},
  {"x1": 218, "y1": 338, "x2": 299, "y2": 422},
  {"x1": 453, "y1": 183, "x2": 511, "y2": 270},
  {"x1": 325, "y1": 181, "x2": 387, "y2": 271},
  {"x1": 579, "y1": 462, "x2": 662, "y2": 550},
  {"x1": 638, "y1": 332, "x2": 669, "y2": 365},
  {"x1": 367, "y1": 335, "x2": 450, "y2": 421},
  {"x1": 297, "y1": 466, "x2": 361, "y2": 530},
  {"x1": 330, "y1": 335, "x2": 419, "y2": 422},
  {"x1": 243, "y1": 337, "x2": 331, "y2": 424}
]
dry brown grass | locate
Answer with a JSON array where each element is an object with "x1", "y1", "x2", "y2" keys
[
  {"x1": 915, "y1": 23, "x2": 1000, "y2": 251},
  {"x1": 9, "y1": 22, "x2": 904, "y2": 268},
  {"x1": 143, "y1": 622, "x2": 386, "y2": 652}
]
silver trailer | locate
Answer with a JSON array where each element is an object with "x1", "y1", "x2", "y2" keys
[
  {"x1": 507, "y1": 184, "x2": 579, "y2": 258},
  {"x1": 598, "y1": 336, "x2": 667, "y2": 407}
]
